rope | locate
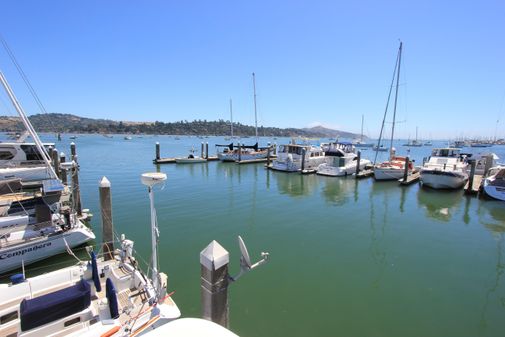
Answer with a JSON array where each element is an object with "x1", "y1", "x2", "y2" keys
[{"x1": 63, "y1": 236, "x2": 83, "y2": 263}]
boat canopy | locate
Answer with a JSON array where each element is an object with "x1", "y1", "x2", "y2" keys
[{"x1": 20, "y1": 279, "x2": 91, "y2": 331}]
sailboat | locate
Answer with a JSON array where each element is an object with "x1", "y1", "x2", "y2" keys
[
  {"x1": 0, "y1": 70, "x2": 95, "y2": 274},
  {"x1": 373, "y1": 42, "x2": 416, "y2": 181},
  {"x1": 353, "y1": 115, "x2": 374, "y2": 148},
  {"x1": 217, "y1": 73, "x2": 269, "y2": 162},
  {"x1": 0, "y1": 173, "x2": 181, "y2": 336},
  {"x1": 403, "y1": 126, "x2": 423, "y2": 147},
  {"x1": 224, "y1": 99, "x2": 234, "y2": 141}
]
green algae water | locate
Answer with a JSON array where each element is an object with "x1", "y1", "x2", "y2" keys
[{"x1": 18, "y1": 135, "x2": 505, "y2": 336}]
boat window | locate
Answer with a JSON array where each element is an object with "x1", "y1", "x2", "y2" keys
[
  {"x1": 20, "y1": 145, "x2": 43, "y2": 161},
  {"x1": 64, "y1": 317, "x2": 81, "y2": 327},
  {"x1": 0, "y1": 151, "x2": 15, "y2": 160},
  {"x1": 0, "y1": 311, "x2": 18, "y2": 325}
]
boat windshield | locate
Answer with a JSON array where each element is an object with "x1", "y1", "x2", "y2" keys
[{"x1": 432, "y1": 148, "x2": 460, "y2": 157}]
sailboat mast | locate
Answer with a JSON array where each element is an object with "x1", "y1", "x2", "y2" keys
[
  {"x1": 360, "y1": 114, "x2": 364, "y2": 143},
  {"x1": 230, "y1": 98, "x2": 234, "y2": 138},
  {"x1": 0, "y1": 71, "x2": 58, "y2": 180},
  {"x1": 389, "y1": 41, "x2": 402, "y2": 159},
  {"x1": 252, "y1": 72, "x2": 258, "y2": 143}
]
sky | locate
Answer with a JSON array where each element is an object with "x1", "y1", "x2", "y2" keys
[{"x1": 0, "y1": 0, "x2": 504, "y2": 139}]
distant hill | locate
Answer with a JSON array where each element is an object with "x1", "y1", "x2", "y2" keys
[{"x1": 0, "y1": 113, "x2": 361, "y2": 139}]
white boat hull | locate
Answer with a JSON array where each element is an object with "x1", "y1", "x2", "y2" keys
[
  {"x1": 373, "y1": 167, "x2": 405, "y2": 181},
  {"x1": 218, "y1": 151, "x2": 267, "y2": 162},
  {"x1": 483, "y1": 178, "x2": 505, "y2": 201},
  {"x1": 0, "y1": 225, "x2": 95, "y2": 274},
  {"x1": 317, "y1": 160, "x2": 371, "y2": 177},
  {"x1": 420, "y1": 170, "x2": 468, "y2": 189},
  {"x1": 175, "y1": 158, "x2": 207, "y2": 164}
]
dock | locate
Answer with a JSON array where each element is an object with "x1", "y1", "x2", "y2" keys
[
  {"x1": 154, "y1": 156, "x2": 219, "y2": 164},
  {"x1": 236, "y1": 155, "x2": 277, "y2": 165},
  {"x1": 355, "y1": 169, "x2": 374, "y2": 179},
  {"x1": 465, "y1": 174, "x2": 483, "y2": 195},
  {"x1": 399, "y1": 171, "x2": 420, "y2": 185}
]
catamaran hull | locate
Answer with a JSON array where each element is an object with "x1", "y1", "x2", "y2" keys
[
  {"x1": 218, "y1": 152, "x2": 267, "y2": 162},
  {"x1": 373, "y1": 167, "x2": 405, "y2": 181},
  {"x1": 317, "y1": 160, "x2": 371, "y2": 177},
  {"x1": 420, "y1": 170, "x2": 468, "y2": 189},
  {"x1": 0, "y1": 226, "x2": 95, "y2": 274}
]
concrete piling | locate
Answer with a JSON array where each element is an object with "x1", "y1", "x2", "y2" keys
[
  {"x1": 267, "y1": 146, "x2": 271, "y2": 167},
  {"x1": 403, "y1": 156, "x2": 410, "y2": 182},
  {"x1": 200, "y1": 240, "x2": 230, "y2": 327},
  {"x1": 60, "y1": 152, "x2": 67, "y2": 185},
  {"x1": 205, "y1": 142, "x2": 209, "y2": 159},
  {"x1": 355, "y1": 151, "x2": 361, "y2": 175},
  {"x1": 72, "y1": 154, "x2": 82, "y2": 216},
  {"x1": 155, "y1": 142, "x2": 160, "y2": 161},
  {"x1": 70, "y1": 142, "x2": 77, "y2": 162},
  {"x1": 466, "y1": 160, "x2": 476, "y2": 193},
  {"x1": 301, "y1": 148, "x2": 306, "y2": 172},
  {"x1": 99, "y1": 177, "x2": 114, "y2": 261},
  {"x1": 201, "y1": 142, "x2": 205, "y2": 158},
  {"x1": 238, "y1": 143, "x2": 242, "y2": 162},
  {"x1": 51, "y1": 148, "x2": 60, "y2": 179}
]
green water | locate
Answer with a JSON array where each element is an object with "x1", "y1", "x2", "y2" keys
[{"x1": 22, "y1": 135, "x2": 505, "y2": 336}]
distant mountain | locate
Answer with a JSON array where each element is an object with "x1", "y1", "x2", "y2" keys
[
  {"x1": 0, "y1": 113, "x2": 361, "y2": 139},
  {"x1": 302, "y1": 125, "x2": 362, "y2": 139}
]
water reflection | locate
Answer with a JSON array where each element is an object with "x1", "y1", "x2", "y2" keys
[
  {"x1": 478, "y1": 201, "x2": 505, "y2": 234},
  {"x1": 320, "y1": 176, "x2": 355, "y2": 206},
  {"x1": 174, "y1": 161, "x2": 209, "y2": 178},
  {"x1": 274, "y1": 172, "x2": 319, "y2": 198},
  {"x1": 416, "y1": 188, "x2": 463, "y2": 222}
]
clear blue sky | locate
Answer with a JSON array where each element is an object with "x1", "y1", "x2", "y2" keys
[{"x1": 0, "y1": 0, "x2": 504, "y2": 139}]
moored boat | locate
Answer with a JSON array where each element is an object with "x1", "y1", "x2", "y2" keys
[
  {"x1": 482, "y1": 166, "x2": 505, "y2": 201},
  {"x1": 420, "y1": 148, "x2": 469, "y2": 189},
  {"x1": 271, "y1": 143, "x2": 325, "y2": 172},
  {"x1": 317, "y1": 142, "x2": 371, "y2": 177}
]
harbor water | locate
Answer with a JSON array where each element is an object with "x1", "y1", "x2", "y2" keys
[{"x1": 15, "y1": 135, "x2": 505, "y2": 337}]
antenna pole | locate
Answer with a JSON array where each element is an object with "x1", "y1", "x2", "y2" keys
[
  {"x1": 252, "y1": 73, "x2": 258, "y2": 143},
  {"x1": 0, "y1": 71, "x2": 58, "y2": 180},
  {"x1": 389, "y1": 41, "x2": 402, "y2": 159},
  {"x1": 148, "y1": 186, "x2": 160, "y2": 295}
]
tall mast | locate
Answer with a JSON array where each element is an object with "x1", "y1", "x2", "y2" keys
[
  {"x1": 389, "y1": 41, "x2": 402, "y2": 159},
  {"x1": 360, "y1": 114, "x2": 364, "y2": 143},
  {"x1": 252, "y1": 72, "x2": 258, "y2": 143},
  {"x1": 230, "y1": 98, "x2": 234, "y2": 138},
  {"x1": 0, "y1": 71, "x2": 58, "y2": 180},
  {"x1": 415, "y1": 126, "x2": 418, "y2": 142}
]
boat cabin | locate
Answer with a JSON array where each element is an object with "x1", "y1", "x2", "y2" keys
[
  {"x1": 431, "y1": 148, "x2": 461, "y2": 158},
  {"x1": 0, "y1": 143, "x2": 55, "y2": 167}
]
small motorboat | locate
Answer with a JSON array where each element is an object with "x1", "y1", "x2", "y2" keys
[
  {"x1": 175, "y1": 148, "x2": 207, "y2": 164},
  {"x1": 482, "y1": 166, "x2": 505, "y2": 201}
]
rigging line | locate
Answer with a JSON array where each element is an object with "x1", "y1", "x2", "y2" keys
[
  {"x1": 374, "y1": 47, "x2": 400, "y2": 165},
  {"x1": 0, "y1": 34, "x2": 58, "y2": 132}
]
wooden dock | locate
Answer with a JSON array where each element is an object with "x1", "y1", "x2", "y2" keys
[
  {"x1": 465, "y1": 174, "x2": 483, "y2": 195},
  {"x1": 399, "y1": 171, "x2": 420, "y2": 185},
  {"x1": 236, "y1": 155, "x2": 277, "y2": 165},
  {"x1": 355, "y1": 169, "x2": 374, "y2": 179},
  {"x1": 153, "y1": 156, "x2": 219, "y2": 164}
]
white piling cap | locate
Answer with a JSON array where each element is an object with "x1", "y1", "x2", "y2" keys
[
  {"x1": 99, "y1": 176, "x2": 111, "y2": 188},
  {"x1": 141, "y1": 172, "x2": 167, "y2": 187},
  {"x1": 200, "y1": 240, "x2": 229, "y2": 270},
  {"x1": 70, "y1": 142, "x2": 75, "y2": 146},
  {"x1": 60, "y1": 152, "x2": 65, "y2": 157}
]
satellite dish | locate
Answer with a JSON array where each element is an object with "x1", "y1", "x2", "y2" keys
[
  {"x1": 141, "y1": 172, "x2": 167, "y2": 187},
  {"x1": 238, "y1": 235, "x2": 251, "y2": 269}
]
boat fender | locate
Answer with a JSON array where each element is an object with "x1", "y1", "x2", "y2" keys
[{"x1": 106, "y1": 278, "x2": 119, "y2": 318}]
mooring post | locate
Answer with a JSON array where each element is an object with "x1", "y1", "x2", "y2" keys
[
  {"x1": 267, "y1": 146, "x2": 271, "y2": 167},
  {"x1": 51, "y1": 148, "x2": 60, "y2": 179},
  {"x1": 99, "y1": 177, "x2": 114, "y2": 261},
  {"x1": 355, "y1": 150, "x2": 361, "y2": 175},
  {"x1": 301, "y1": 148, "x2": 306, "y2": 173},
  {"x1": 238, "y1": 143, "x2": 242, "y2": 162},
  {"x1": 484, "y1": 154, "x2": 494, "y2": 176},
  {"x1": 200, "y1": 240, "x2": 230, "y2": 327},
  {"x1": 273, "y1": 143, "x2": 277, "y2": 155},
  {"x1": 205, "y1": 142, "x2": 209, "y2": 159},
  {"x1": 201, "y1": 142, "x2": 205, "y2": 158},
  {"x1": 467, "y1": 160, "x2": 476, "y2": 193},
  {"x1": 155, "y1": 142, "x2": 160, "y2": 161},
  {"x1": 60, "y1": 152, "x2": 67, "y2": 185},
  {"x1": 72, "y1": 154, "x2": 82, "y2": 216},
  {"x1": 48, "y1": 146, "x2": 54, "y2": 159},
  {"x1": 70, "y1": 142, "x2": 77, "y2": 162},
  {"x1": 403, "y1": 156, "x2": 410, "y2": 182}
]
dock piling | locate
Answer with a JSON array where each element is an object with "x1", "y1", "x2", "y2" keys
[
  {"x1": 51, "y1": 148, "x2": 60, "y2": 179},
  {"x1": 201, "y1": 142, "x2": 204, "y2": 158},
  {"x1": 99, "y1": 177, "x2": 114, "y2": 261},
  {"x1": 70, "y1": 142, "x2": 77, "y2": 162},
  {"x1": 72, "y1": 154, "x2": 82, "y2": 216},
  {"x1": 200, "y1": 240, "x2": 230, "y2": 327},
  {"x1": 301, "y1": 148, "x2": 306, "y2": 172},
  {"x1": 205, "y1": 142, "x2": 209, "y2": 159},
  {"x1": 266, "y1": 146, "x2": 271, "y2": 167},
  {"x1": 403, "y1": 156, "x2": 410, "y2": 182},
  {"x1": 484, "y1": 154, "x2": 494, "y2": 176},
  {"x1": 60, "y1": 152, "x2": 67, "y2": 185},
  {"x1": 238, "y1": 143, "x2": 242, "y2": 162},
  {"x1": 466, "y1": 160, "x2": 477, "y2": 194},
  {"x1": 355, "y1": 151, "x2": 361, "y2": 175},
  {"x1": 155, "y1": 142, "x2": 160, "y2": 161}
]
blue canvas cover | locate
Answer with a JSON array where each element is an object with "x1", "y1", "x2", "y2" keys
[{"x1": 20, "y1": 279, "x2": 91, "y2": 331}]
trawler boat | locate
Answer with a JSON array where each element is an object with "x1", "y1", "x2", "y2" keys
[
  {"x1": 317, "y1": 142, "x2": 371, "y2": 176},
  {"x1": 0, "y1": 172, "x2": 181, "y2": 336},
  {"x1": 271, "y1": 144, "x2": 325, "y2": 172},
  {"x1": 482, "y1": 166, "x2": 505, "y2": 201},
  {"x1": 420, "y1": 148, "x2": 469, "y2": 189}
]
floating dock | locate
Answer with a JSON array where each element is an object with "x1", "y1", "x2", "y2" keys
[
  {"x1": 154, "y1": 156, "x2": 219, "y2": 164},
  {"x1": 399, "y1": 171, "x2": 420, "y2": 185},
  {"x1": 236, "y1": 155, "x2": 277, "y2": 165},
  {"x1": 355, "y1": 169, "x2": 374, "y2": 179}
]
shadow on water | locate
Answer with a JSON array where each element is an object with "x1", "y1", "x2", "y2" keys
[{"x1": 416, "y1": 187, "x2": 464, "y2": 222}]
